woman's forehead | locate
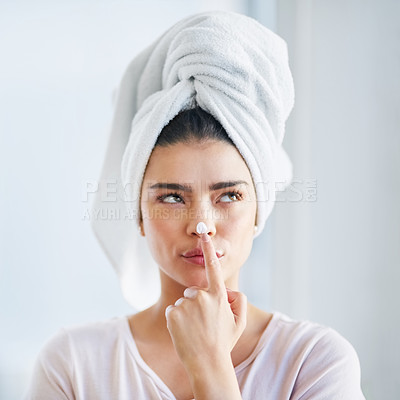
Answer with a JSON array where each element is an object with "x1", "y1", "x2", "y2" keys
[{"x1": 143, "y1": 140, "x2": 253, "y2": 181}]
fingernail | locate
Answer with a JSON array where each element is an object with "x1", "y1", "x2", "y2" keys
[
  {"x1": 174, "y1": 298, "x2": 184, "y2": 306},
  {"x1": 165, "y1": 305, "x2": 173, "y2": 317},
  {"x1": 184, "y1": 287, "x2": 198, "y2": 299}
]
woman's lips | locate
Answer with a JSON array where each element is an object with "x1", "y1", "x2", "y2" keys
[
  {"x1": 181, "y1": 248, "x2": 224, "y2": 266},
  {"x1": 182, "y1": 255, "x2": 207, "y2": 266}
]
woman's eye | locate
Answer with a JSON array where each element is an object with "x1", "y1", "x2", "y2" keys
[
  {"x1": 159, "y1": 194, "x2": 183, "y2": 204},
  {"x1": 219, "y1": 191, "x2": 242, "y2": 203}
]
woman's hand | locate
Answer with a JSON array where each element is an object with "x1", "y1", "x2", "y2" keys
[{"x1": 165, "y1": 232, "x2": 247, "y2": 399}]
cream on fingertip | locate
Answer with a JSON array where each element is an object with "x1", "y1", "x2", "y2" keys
[{"x1": 196, "y1": 221, "x2": 208, "y2": 234}]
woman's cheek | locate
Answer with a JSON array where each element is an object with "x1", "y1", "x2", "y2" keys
[
  {"x1": 224, "y1": 205, "x2": 254, "y2": 230},
  {"x1": 144, "y1": 206, "x2": 182, "y2": 234}
]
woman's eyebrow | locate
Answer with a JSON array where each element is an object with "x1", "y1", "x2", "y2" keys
[
  {"x1": 149, "y1": 183, "x2": 192, "y2": 192},
  {"x1": 149, "y1": 180, "x2": 248, "y2": 192},
  {"x1": 209, "y1": 180, "x2": 248, "y2": 190}
]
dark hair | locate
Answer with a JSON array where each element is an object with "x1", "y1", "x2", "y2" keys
[{"x1": 155, "y1": 106, "x2": 234, "y2": 147}]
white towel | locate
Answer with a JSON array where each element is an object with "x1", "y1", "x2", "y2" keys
[{"x1": 91, "y1": 11, "x2": 294, "y2": 310}]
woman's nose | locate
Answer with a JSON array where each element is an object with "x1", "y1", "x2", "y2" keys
[
  {"x1": 189, "y1": 219, "x2": 216, "y2": 238},
  {"x1": 186, "y1": 201, "x2": 217, "y2": 237}
]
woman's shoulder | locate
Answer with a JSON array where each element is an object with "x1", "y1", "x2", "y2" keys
[
  {"x1": 39, "y1": 315, "x2": 129, "y2": 360},
  {"x1": 242, "y1": 307, "x2": 357, "y2": 368},
  {"x1": 270, "y1": 311, "x2": 358, "y2": 358},
  {"x1": 237, "y1": 312, "x2": 365, "y2": 398},
  {"x1": 256, "y1": 312, "x2": 364, "y2": 398},
  {"x1": 24, "y1": 316, "x2": 138, "y2": 398}
]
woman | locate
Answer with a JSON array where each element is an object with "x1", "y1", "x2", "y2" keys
[{"x1": 25, "y1": 11, "x2": 365, "y2": 399}]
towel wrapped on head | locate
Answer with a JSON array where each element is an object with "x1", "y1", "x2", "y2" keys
[{"x1": 91, "y1": 11, "x2": 295, "y2": 310}]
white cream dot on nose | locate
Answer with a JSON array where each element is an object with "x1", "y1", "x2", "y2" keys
[{"x1": 196, "y1": 221, "x2": 208, "y2": 234}]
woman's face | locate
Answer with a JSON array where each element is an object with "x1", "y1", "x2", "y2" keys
[{"x1": 140, "y1": 139, "x2": 257, "y2": 290}]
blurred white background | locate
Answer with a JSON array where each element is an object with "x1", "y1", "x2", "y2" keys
[{"x1": 1, "y1": 1, "x2": 399, "y2": 399}]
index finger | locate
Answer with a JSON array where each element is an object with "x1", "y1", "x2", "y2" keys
[{"x1": 200, "y1": 233, "x2": 225, "y2": 294}]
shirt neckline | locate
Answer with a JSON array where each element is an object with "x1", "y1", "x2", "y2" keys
[
  {"x1": 120, "y1": 311, "x2": 281, "y2": 398},
  {"x1": 233, "y1": 311, "x2": 280, "y2": 373}
]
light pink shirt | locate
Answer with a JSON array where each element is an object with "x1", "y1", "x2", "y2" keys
[{"x1": 24, "y1": 312, "x2": 365, "y2": 399}]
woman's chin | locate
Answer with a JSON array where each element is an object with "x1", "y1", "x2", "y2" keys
[{"x1": 179, "y1": 272, "x2": 209, "y2": 290}]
